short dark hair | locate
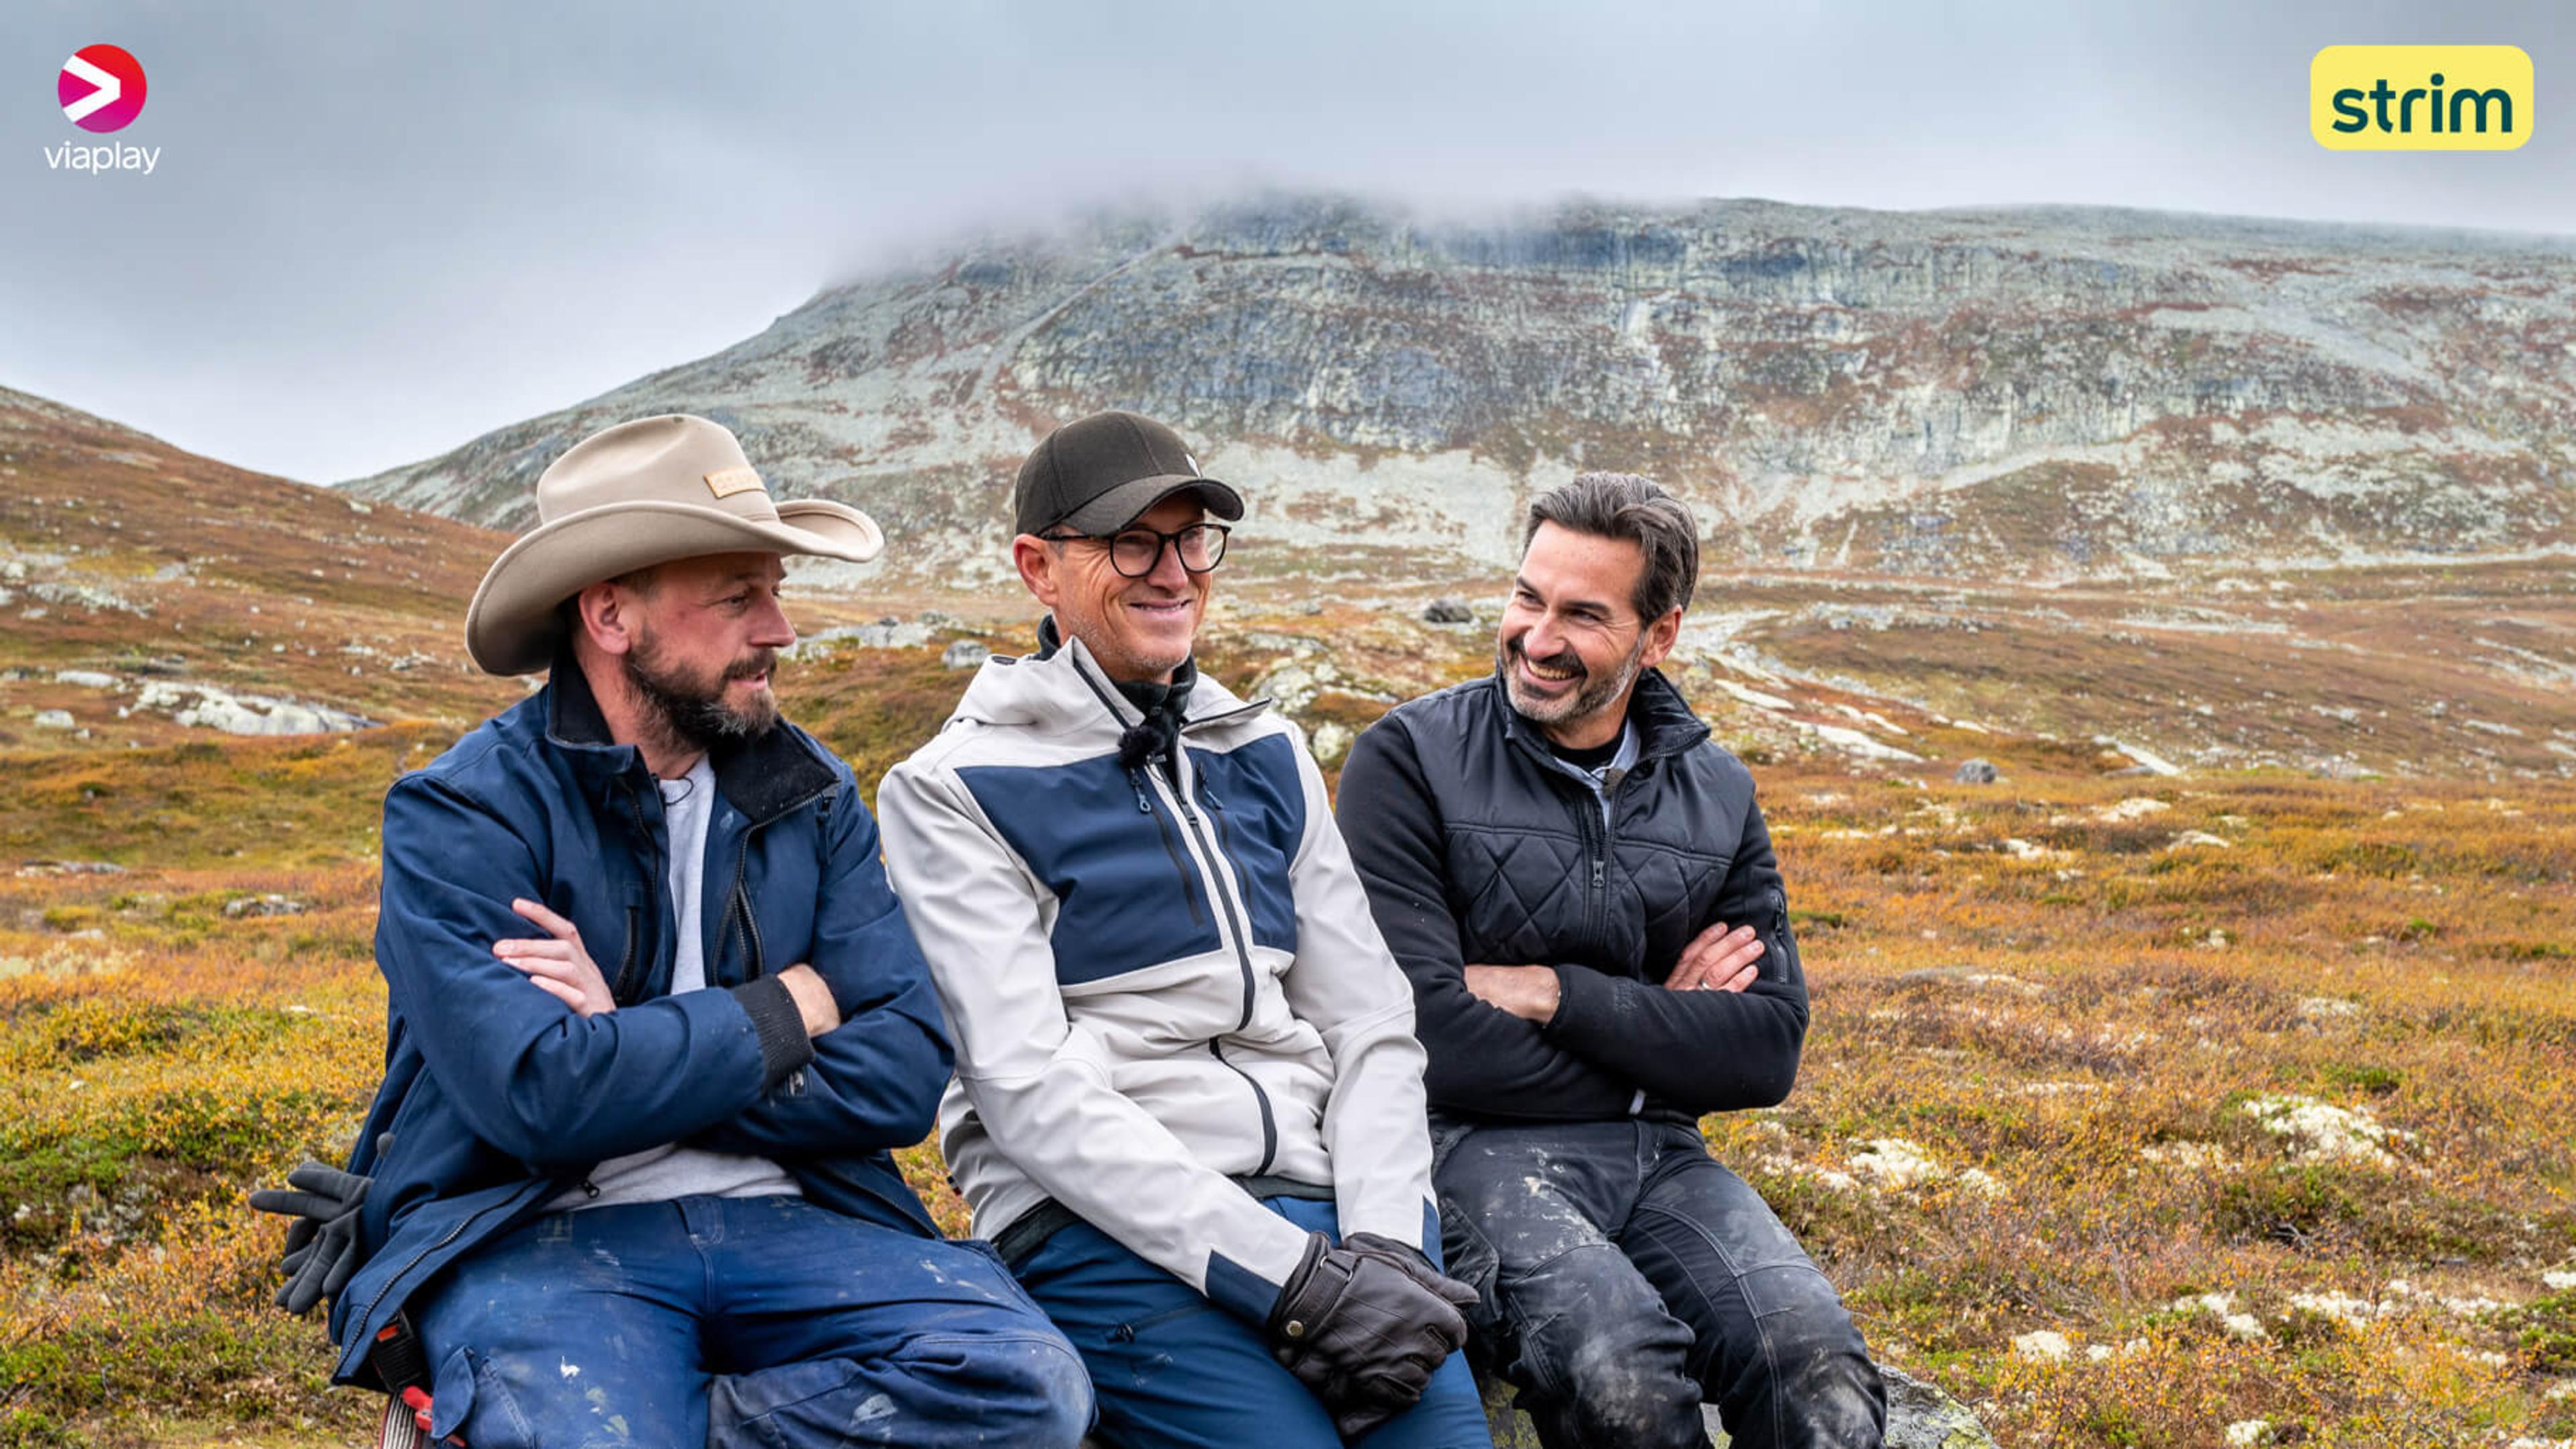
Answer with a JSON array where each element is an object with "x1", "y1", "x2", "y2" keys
[{"x1": 1522, "y1": 472, "x2": 1699, "y2": 621}]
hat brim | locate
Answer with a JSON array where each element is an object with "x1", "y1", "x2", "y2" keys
[
  {"x1": 1055, "y1": 475, "x2": 1245, "y2": 536},
  {"x1": 466, "y1": 498, "x2": 884, "y2": 676}
]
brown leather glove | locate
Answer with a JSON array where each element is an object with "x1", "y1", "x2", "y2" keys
[{"x1": 1267, "y1": 1231, "x2": 1477, "y2": 1437}]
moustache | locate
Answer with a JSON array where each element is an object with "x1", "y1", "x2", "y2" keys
[
  {"x1": 727, "y1": 650, "x2": 779, "y2": 682},
  {"x1": 1507, "y1": 636, "x2": 1585, "y2": 680}
]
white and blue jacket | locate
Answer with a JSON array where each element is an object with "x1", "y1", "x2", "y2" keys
[{"x1": 878, "y1": 633, "x2": 1439, "y2": 1324}]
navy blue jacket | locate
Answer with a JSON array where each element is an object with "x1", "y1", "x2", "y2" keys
[
  {"x1": 1336, "y1": 670, "x2": 1809, "y2": 1125},
  {"x1": 325, "y1": 656, "x2": 952, "y2": 1386}
]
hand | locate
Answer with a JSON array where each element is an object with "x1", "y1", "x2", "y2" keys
[
  {"x1": 1462, "y1": 964, "x2": 1561, "y2": 1024},
  {"x1": 1269, "y1": 1232, "x2": 1474, "y2": 1438},
  {"x1": 776, "y1": 963, "x2": 843, "y2": 1038},
  {"x1": 247, "y1": 1160, "x2": 370, "y2": 1314},
  {"x1": 1666, "y1": 921, "x2": 1763, "y2": 992},
  {"x1": 496, "y1": 898, "x2": 615, "y2": 1016}
]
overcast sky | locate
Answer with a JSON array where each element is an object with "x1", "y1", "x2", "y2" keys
[{"x1": 2, "y1": 0, "x2": 2569, "y2": 484}]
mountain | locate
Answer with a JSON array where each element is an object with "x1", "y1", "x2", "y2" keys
[
  {"x1": 0, "y1": 384, "x2": 523, "y2": 749},
  {"x1": 345, "y1": 194, "x2": 2575, "y2": 582}
]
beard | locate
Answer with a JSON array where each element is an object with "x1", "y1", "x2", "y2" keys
[
  {"x1": 1499, "y1": 630, "x2": 1647, "y2": 731},
  {"x1": 622, "y1": 630, "x2": 781, "y2": 752}
]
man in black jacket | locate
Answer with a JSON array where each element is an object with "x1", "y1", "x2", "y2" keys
[{"x1": 1338, "y1": 474, "x2": 1884, "y2": 1449}]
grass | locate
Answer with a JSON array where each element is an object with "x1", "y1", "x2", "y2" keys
[{"x1": 1, "y1": 625, "x2": 2572, "y2": 1447}]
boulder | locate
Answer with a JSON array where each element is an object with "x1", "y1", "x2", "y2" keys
[
  {"x1": 1423, "y1": 598, "x2": 1476, "y2": 625},
  {"x1": 1953, "y1": 757, "x2": 2000, "y2": 784},
  {"x1": 942, "y1": 639, "x2": 993, "y2": 670}
]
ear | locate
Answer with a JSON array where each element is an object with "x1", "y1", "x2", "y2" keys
[
  {"x1": 573, "y1": 580, "x2": 642, "y2": 658},
  {"x1": 1636, "y1": 606, "x2": 1684, "y2": 672},
  {"x1": 1011, "y1": 534, "x2": 1062, "y2": 610}
]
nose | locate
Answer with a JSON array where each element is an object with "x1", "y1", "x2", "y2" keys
[
  {"x1": 1522, "y1": 610, "x2": 1565, "y2": 661},
  {"x1": 1140, "y1": 537, "x2": 1193, "y2": 591},
  {"x1": 751, "y1": 591, "x2": 796, "y2": 649}
]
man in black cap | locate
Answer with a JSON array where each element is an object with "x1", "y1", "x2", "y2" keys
[{"x1": 879, "y1": 411, "x2": 1495, "y2": 1449}]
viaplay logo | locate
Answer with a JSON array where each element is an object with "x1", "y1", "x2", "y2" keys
[{"x1": 46, "y1": 44, "x2": 159, "y2": 175}]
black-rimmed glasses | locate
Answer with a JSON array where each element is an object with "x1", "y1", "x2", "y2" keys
[{"x1": 1041, "y1": 523, "x2": 1231, "y2": 578}]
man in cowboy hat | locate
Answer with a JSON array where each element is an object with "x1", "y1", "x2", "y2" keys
[
  {"x1": 877, "y1": 410, "x2": 1493, "y2": 1449},
  {"x1": 268, "y1": 415, "x2": 1089, "y2": 1449}
]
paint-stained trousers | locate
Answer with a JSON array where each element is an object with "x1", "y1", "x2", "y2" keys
[
  {"x1": 1433, "y1": 1118, "x2": 1884, "y2": 1449},
  {"x1": 408, "y1": 1194, "x2": 1092, "y2": 1448}
]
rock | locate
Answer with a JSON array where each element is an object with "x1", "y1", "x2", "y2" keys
[
  {"x1": 32, "y1": 709, "x2": 75, "y2": 730},
  {"x1": 16, "y1": 859, "x2": 125, "y2": 877},
  {"x1": 1309, "y1": 722, "x2": 1353, "y2": 767},
  {"x1": 1479, "y1": 1362, "x2": 1991, "y2": 1447},
  {"x1": 1953, "y1": 757, "x2": 1999, "y2": 784},
  {"x1": 52, "y1": 669, "x2": 117, "y2": 689},
  {"x1": 791, "y1": 621, "x2": 932, "y2": 653},
  {"x1": 131, "y1": 680, "x2": 375, "y2": 736},
  {"x1": 941, "y1": 639, "x2": 992, "y2": 670},
  {"x1": 223, "y1": 894, "x2": 309, "y2": 919},
  {"x1": 1422, "y1": 598, "x2": 1475, "y2": 625},
  {"x1": 1881, "y1": 1364, "x2": 1998, "y2": 1448}
]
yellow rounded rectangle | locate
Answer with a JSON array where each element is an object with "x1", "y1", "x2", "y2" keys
[{"x1": 2313, "y1": 46, "x2": 2532, "y2": 150}]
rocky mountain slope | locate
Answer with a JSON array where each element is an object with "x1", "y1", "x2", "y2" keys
[
  {"x1": 346, "y1": 195, "x2": 2575, "y2": 584},
  {"x1": 0, "y1": 386, "x2": 523, "y2": 749}
]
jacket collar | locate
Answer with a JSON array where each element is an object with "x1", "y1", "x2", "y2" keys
[
  {"x1": 1495, "y1": 667, "x2": 1710, "y2": 764},
  {"x1": 543, "y1": 644, "x2": 839, "y2": 826},
  {"x1": 952, "y1": 620, "x2": 1269, "y2": 739}
]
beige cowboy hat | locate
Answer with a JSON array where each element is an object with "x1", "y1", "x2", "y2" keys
[{"x1": 464, "y1": 414, "x2": 883, "y2": 676}]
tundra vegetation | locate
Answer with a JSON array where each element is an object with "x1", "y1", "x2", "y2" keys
[
  {"x1": 1, "y1": 633, "x2": 2571, "y2": 1449},
  {"x1": 2, "y1": 392, "x2": 2571, "y2": 1444}
]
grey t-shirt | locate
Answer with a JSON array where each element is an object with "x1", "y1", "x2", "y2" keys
[{"x1": 546, "y1": 755, "x2": 802, "y2": 1211}]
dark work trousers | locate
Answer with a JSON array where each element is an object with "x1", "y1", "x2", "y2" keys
[
  {"x1": 1433, "y1": 1118, "x2": 1884, "y2": 1449},
  {"x1": 409, "y1": 1194, "x2": 1093, "y2": 1449}
]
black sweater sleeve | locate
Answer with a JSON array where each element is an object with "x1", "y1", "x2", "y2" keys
[
  {"x1": 1539, "y1": 802, "x2": 1810, "y2": 1113},
  {"x1": 1337, "y1": 715, "x2": 1644, "y2": 1121}
]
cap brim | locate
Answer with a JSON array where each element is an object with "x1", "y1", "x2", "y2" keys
[
  {"x1": 1056, "y1": 475, "x2": 1244, "y2": 535},
  {"x1": 466, "y1": 499, "x2": 884, "y2": 676}
]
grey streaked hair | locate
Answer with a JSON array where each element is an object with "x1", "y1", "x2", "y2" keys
[{"x1": 1521, "y1": 472, "x2": 1699, "y2": 621}]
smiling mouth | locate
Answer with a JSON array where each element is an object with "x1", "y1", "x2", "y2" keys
[{"x1": 1513, "y1": 648, "x2": 1582, "y2": 686}]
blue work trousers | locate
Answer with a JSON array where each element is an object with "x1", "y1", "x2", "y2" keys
[
  {"x1": 409, "y1": 1193, "x2": 1092, "y2": 1448},
  {"x1": 1434, "y1": 1118, "x2": 1883, "y2": 1449},
  {"x1": 1012, "y1": 1195, "x2": 1495, "y2": 1449}
]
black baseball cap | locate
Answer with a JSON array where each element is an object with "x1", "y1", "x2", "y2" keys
[{"x1": 1013, "y1": 410, "x2": 1245, "y2": 537}]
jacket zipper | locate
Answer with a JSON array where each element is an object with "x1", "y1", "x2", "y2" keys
[
  {"x1": 352, "y1": 1189, "x2": 522, "y2": 1368},
  {"x1": 1155, "y1": 750, "x2": 1259, "y2": 1030},
  {"x1": 1065, "y1": 655, "x2": 1278, "y2": 1165},
  {"x1": 1133, "y1": 767, "x2": 1212, "y2": 928},
  {"x1": 1208, "y1": 1040, "x2": 1279, "y2": 1175},
  {"x1": 619, "y1": 781, "x2": 668, "y2": 1003},
  {"x1": 611, "y1": 905, "x2": 640, "y2": 1004}
]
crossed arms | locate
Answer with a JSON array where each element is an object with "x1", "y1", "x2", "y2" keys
[
  {"x1": 1334, "y1": 714, "x2": 1811, "y2": 1121},
  {"x1": 375, "y1": 773, "x2": 950, "y2": 1171}
]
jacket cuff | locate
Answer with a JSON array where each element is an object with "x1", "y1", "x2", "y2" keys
[
  {"x1": 727, "y1": 977, "x2": 815, "y2": 1088},
  {"x1": 1542, "y1": 961, "x2": 1612, "y2": 1048}
]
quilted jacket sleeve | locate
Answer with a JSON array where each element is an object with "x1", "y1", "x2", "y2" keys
[
  {"x1": 1540, "y1": 800, "x2": 1811, "y2": 1113},
  {"x1": 1337, "y1": 714, "x2": 1648, "y2": 1121}
]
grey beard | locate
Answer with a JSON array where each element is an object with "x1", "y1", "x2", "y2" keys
[
  {"x1": 1499, "y1": 634, "x2": 1644, "y2": 730},
  {"x1": 622, "y1": 645, "x2": 778, "y2": 753}
]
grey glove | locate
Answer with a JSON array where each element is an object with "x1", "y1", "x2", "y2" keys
[
  {"x1": 247, "y1": 1160, "x2": 370, "y2": 1315},
  {"x1": 1267, "y1": 1231, "x2": 1477, "y2": 1438}
]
